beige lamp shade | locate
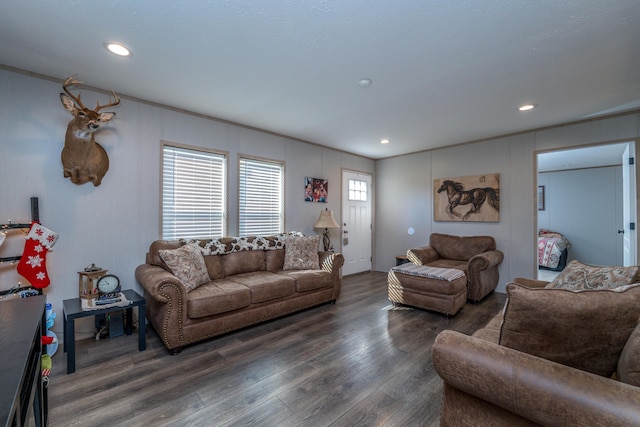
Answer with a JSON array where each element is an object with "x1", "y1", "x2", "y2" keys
[
  {"x1": 314, "y1": 209, "x2": 340, "y2": 251},
  {"x1": 314, "y1": 209, "x2": 340, "y2": 229}
]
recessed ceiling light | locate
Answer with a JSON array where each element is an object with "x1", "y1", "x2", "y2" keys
[
  {"x1": 104, "y1": 42, "x2": 132, "y2": 57},
  {"x1": 518, "y1": 103, "x2": 536, "y2": 111},
  {"x1": 380, "y1": 138, "x2": 390, "y2": 144},
  {"x1": 357, "y1": 78, "x2": 372, "y2": 87}
]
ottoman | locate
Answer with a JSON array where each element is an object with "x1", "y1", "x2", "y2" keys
[{"x1": 388, "y1": 264, "x2": 467, "y2": 316}]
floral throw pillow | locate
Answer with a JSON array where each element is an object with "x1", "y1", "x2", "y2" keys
[
  {"x1": 546, "y1": 260, "x2": 639, "y2": 291},
  {"x1": 158, "y1": 243, "x2": 210, "y2": 291},
  {"x1": 283, "y1": 235, "x2": 320, "y2": 270}
]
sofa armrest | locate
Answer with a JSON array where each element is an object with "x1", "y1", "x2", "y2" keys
[
  {"x1": 407, "y1": 246, "x2": 439, "y2": 265},
  {"x1": 135, "y1": 264, "x2": 188, "y2": 303},
  {"x1": 433, "y1": 330, "x2": 640, "y2": 427},
  {"x1": 512, "y1": 277, "x2": 550, "y2": 288},
  {"x1": 135, "y1": 264, "x2": 190, "y2": 351},
  {"x1": 319, "y1": 252, "x2": 345, "y2": 300},
  {"x1": 468, "y1": 249, "x2": 503, "y2": 271},
  {"x1": 319, "y1": 251, "x2": 344, "y2": 272}
]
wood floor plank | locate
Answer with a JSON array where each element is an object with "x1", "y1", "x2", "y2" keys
[{"x1": 47, "y1": 271, "x2": 506, "y2": 426}]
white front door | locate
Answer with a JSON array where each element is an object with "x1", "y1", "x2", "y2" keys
[{"x1": 341, "y1": 170, "x2": 372, "y2": 275}]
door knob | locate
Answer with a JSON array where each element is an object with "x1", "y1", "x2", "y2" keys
[{"x1": 618, "y1": 229, "x2": 625, "y2": 234}]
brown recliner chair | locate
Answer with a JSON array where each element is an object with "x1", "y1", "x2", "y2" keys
[{"x1": 407, "y1": 233, "x2": 503, "y2": 301}]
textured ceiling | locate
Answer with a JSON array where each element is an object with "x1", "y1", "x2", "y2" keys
[{"x1": 0, "y1": 1, "x2": 639, "y2": 159}]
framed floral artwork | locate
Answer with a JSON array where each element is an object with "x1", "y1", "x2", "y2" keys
[{"x1": 305, "y1": 177, "x2": 328, "y2": 203}]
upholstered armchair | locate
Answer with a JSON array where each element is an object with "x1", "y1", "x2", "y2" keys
[
  {"x1": 433, "y1": 261, "x2": 640, "y2": 426},
  {"x1": 407, "y1": 233, "x2": 503, "y2": 301}
]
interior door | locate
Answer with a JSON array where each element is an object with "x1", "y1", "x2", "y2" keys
[
  {"x1": 622, "y1": 143, "x2": 637, "y2": 266},
  {"x1": 341, "y1": 170, "x2": 372, "y2": 275}
]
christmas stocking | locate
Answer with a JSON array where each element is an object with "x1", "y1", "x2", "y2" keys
[{"x1": 17, "y1": 222, "x2": 59, "y2": 289}]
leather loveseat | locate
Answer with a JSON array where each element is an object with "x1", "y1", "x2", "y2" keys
[
  {"x1": 135, "y1": 233, "x2": 343, "y2": 354},
  {"x1": 433, "y1": 265, "x2": 640, "y2": 426},
  {"x1": 406, "y1": 233, "x2": 503, "y2": 301}
]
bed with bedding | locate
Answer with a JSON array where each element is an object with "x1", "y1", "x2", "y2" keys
[{"x1": 538, "y1": 229, "x2": 570, "y2": 271}]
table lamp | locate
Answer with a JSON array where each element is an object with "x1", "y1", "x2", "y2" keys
[{"x1": 314, "y1": 208, "x2": 340, "y2": 251}]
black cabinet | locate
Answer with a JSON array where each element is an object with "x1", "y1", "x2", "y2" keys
[{"x1": 0, "y1": 295, "x2": 47, "y2": 427}]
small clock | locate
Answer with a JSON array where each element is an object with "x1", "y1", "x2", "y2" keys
[{"x1": 96, "y1": 274, "x2": 121, "y2": 299}]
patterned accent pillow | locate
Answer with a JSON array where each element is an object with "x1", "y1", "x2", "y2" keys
[
  {"x1": 546, "y1": 260, "x2": 639, "y2": 291},
  {"x1": 189, "y1": 233, "x2": 303, "y2": 255},
  {"x1": 158, "y1": 243, "x2": 210, "y2": 291},
  {"x1": 283, "y1": 235, "x2": 320, "y2": 270},
  {"x1": 195, "y1": 239, "x2": 227, "y2": 255}
]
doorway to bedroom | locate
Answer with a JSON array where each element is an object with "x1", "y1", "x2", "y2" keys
[{"x1": 536, "y1": 141, "x2": 637, "y2": 280}]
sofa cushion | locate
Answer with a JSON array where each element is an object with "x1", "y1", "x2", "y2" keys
[
  {"x1": 187, "y1": 279, "x2": 251, "y2": 318},
  {"x1": 617, "y1": 322, "x2": 640, "y2": 386},
  {"x1": 430, "y1": 233, "x2": 496, "y2": 262},
  {"x1": 229, "y1": 272, "x2": 295, "y2": 303},
  {"x1": 158, "y1": 243, "x2": 210, "y2": 292},
  {"x1": 265, "y1": 249, "x2": 285, "y2": 271},
  {"x1": 202, "y1": 255, "x2": 224, "y2": 280},
  {"x1": 499, "y1": 282, "x2": 640, "y2": 377},
  {"x1": 283, "y1": 235, "x2": 320, "y2": 270},
  {"x1": 223, "y1": 250, "x2": 266, "y2": 277},
  {"x1": 277, "y1": 269, "x2": 332, "y2": 292},
  {"x1": 411, "y1": 259, "x2": 467, "y2": 275},
  {"x1": 546, "y1": 260, "x2": 639, "y2": 291}
]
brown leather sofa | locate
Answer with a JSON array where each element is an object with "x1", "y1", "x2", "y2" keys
[
  {"x1": 433, "y1": 276, "x2": 640, "y2": 426},
  {"x1": 135, "y1": 235, "x2": 344, "y2": 354},
  {"x1": 406, "y1": 233, "x2": 503, "y2": 301}
]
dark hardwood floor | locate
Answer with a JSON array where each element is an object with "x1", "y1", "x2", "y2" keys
[{"x1": 48, "y1": 271, "x2": 506, "y2": 427}]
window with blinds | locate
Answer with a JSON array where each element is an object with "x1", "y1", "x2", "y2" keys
[
  {"x1": 239, "y1": 157, "x2": 284, "y2": 236},
  {"x1": 162, "y1": 143, "x2": 226, "y2": 240}
]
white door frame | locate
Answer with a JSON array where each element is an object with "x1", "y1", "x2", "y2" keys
[{"x1": 535, "y1": 141, "x2": 637, "y2": 276}]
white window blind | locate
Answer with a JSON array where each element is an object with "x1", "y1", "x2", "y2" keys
[
  {"x1": 239, "y1": 157, "x2": 284, "y2": 236},
  {"x1": 162, "y1": 144, "x2": 226, "y2": 240}
]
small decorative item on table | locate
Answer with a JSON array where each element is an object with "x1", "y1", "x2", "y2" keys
[
  {"x1": 95, "y1": 274, "x2": 121, "y2": 305},
  {"x1": 77, "y1": 264, "x2": 107, "y2": 299}
]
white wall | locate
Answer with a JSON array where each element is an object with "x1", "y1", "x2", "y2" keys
[
  {"x1": 375, "y1": 115, "x2": 640, "y2": 293},
  {"x1": 2, "y1": 66, "x2": 639, "y2": 341},
  {"x1": 0, "y1": 69, "x2": 374, "y2": 340},
  {"x1": 538, "y1": 166, "x2": 623, "y2": 265}
]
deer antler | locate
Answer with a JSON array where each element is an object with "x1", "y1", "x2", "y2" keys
[
  {"x1": 95, "y1": 91, "x2": 120, "y2": 111},
  {"x1": 63, "y1": 75, "x2": 120, "y2": 111},
  {"x1": 62, "y1": 75, "x2": 87, "y2": 109}
]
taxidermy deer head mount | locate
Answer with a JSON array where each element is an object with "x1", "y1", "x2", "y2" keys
[{"x1": 59, "y1": 75, "x2": 120, "y2": 186}]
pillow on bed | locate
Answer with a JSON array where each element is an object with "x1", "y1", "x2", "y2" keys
[
  {"x1": 545, "y1": 260, "x2": 638, "y2": 291},
  {"x1": 538, "y1": 229, "x2": 564, "y2": 238}
]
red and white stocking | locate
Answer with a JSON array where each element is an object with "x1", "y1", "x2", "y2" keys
[{"x1": 17, "y1": 222, "x2": 58, "y2": 289}]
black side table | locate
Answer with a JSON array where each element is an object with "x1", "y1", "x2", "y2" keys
[
  {"x1": 63, "y1": 289, "x2": 146, "y2": 374},
  {"x1": 396, "y1": 255, "x2": 409, "y2": 266}
]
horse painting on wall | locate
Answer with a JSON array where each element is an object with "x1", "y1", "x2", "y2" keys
[{"x1": 434, "y1": 174, "x2": 500, "y2": 222}]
